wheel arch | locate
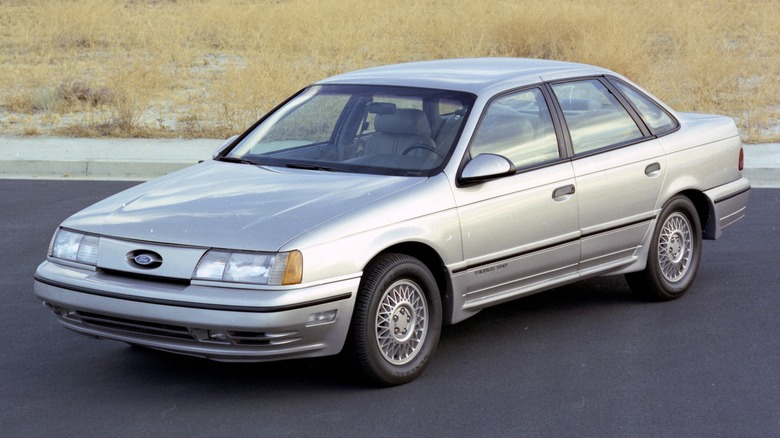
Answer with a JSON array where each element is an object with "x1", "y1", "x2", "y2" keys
[
  {"x1": 677, "y1": 189, "x2": 713, "y2": 239},
  {"x1": 367, "y1": 242, "x2": 455, "y2": 324}
]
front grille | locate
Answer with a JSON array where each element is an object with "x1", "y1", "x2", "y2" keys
[
  {"x1": 72, "y1": 310, "x2": 194, "y2": 340},
  {"x1": 98, "y1": 268, "x2": 191, "y2": 285},
  {"x1": 53, "y1": 307, "x2": 301, "y2": 347}
]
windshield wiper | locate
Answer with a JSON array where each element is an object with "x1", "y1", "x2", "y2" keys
[
  {"x1": 284, "y1": 162, "x2": 345, "y2": 172},
  {"x1": 214, "y1": 156, "x2": 258, "y2": 165}
]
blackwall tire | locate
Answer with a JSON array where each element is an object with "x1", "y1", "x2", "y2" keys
[
  {"x1": 346, "y1": 253, "x2": 442, "y2": 386},
  {"x1": 626, "y1": 196, "x2": 702, "y2": 301}
]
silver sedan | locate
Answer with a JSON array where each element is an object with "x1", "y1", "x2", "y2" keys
[{"x1": 34, "y1": 58, "x2": 750, "y2": 386}]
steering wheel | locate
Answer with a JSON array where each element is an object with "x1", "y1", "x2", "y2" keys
[{"x1": 401, "y1": 144, "x2": 445, "y2": 159}]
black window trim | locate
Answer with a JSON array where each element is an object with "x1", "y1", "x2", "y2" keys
[
  {"x1": 543, "y1": 75, "x2": 673, "y2": 160},
  {"x1": 604, "y1": 76, "x2": 681, "y2": 137},
  {"x1": 457, "y1": 84, "x2": 570, "y2": 182},
  {"x1": 456, "y1": 74, "x2": 684, "y2": 184}
]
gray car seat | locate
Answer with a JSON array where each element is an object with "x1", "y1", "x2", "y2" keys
[{"x1": 362, "y1": 109, "x2": 436, "y2": 156}]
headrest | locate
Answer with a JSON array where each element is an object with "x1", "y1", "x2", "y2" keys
[
  {"x1": 559, "y1": 98, "x2": 602, "y2": 111},
  {"x1": 375, "y1": 109, "x2": 431, "y2": 136}
]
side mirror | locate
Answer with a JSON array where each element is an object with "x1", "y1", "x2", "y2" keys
[
  {"x1": 212, "y1": 135, "x2": 239, "y2": 158},
  {"x1": 458, "y1": 153, "x2": 516, "y2": 185}
]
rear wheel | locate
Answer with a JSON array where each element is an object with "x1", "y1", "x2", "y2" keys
[
  {"x1": 346, "y1": 253, "x2": 442, "y2": 386},
  {"x1": 626, "y1": 195, "x2": 702, "y2": 301}
]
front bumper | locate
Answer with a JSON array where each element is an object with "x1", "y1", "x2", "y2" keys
[{"x1": 34, "y1": 260, "x2": 359, "y2": 362}]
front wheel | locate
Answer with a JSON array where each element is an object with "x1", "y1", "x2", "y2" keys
[
  {"x1": 626, "y1": 195, "x2": 702, "y2": 301},
  {"x1": 346, "y1": 253, "x2": 442, "y2": 386}
]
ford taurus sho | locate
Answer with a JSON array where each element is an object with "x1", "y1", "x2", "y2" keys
[{"x1": 34, "y1": 58, "x2": 750, "y2": 386}]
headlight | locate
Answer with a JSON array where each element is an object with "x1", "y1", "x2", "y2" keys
[
  {"x1": 49, "y1": 229, "x2": 99, "y2": 266},
  {"x1": 193, "y1": 250, "x2": 302, "y2": 285}
]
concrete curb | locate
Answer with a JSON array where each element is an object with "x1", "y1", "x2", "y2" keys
[
  {"x1": 0, "y1": 136, "x2": 220, "y2": 181},
  {"x1": 741, "y1": 143, "x2": 780, "y2": 188},
  {"x1": 0, "y1": 136, "x2": 777, "y2": 186}
]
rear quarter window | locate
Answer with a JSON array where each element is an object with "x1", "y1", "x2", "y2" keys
[{"x1": 612, "y1": 80, "x2": 678, "y2": 135}]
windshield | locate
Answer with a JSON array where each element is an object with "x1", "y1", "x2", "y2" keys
[{"x1": 225, "y1": 84, "x2": 475, "y2": 176}]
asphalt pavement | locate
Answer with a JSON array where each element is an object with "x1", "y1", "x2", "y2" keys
[
  {"x1": 0, "y1": 135, "x2": 778, "y2": 186},
  {"x1": 2, "y1": 180, "x2": 778, "y2": 436}
]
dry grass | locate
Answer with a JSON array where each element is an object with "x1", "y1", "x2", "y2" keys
[{"x1": 0, "y1": 0, "x2": 778, "y2": 141}]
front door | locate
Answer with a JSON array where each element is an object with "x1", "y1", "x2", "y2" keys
[{"x1": 452, "y1": 87, "x2": 580, "y2": 311}]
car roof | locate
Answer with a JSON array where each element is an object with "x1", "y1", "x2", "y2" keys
[{"x1": 316, "y1": 58, "x2": 611, "y2": 94}]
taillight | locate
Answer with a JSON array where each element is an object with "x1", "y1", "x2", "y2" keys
[{"x1": 738, "y1": 147, "x2": 744, "y2": 171}]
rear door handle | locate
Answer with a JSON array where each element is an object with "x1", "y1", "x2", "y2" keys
[
  {"x1": 645, "y1": 162, "x2": 661, "y2": 177},
  {"x1": 552, "y1": 184, "x2": 575, "y2": 200}
]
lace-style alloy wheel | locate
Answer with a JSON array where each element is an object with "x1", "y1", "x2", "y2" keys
[
  {"x1": 375, "y1": 279, "x2": 428, "y2": 365},
  {"x1": 657, "y1": 212, "x2": 693, "y2": 282}
]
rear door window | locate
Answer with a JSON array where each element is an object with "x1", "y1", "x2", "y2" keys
[{"x1": 551, "y1": 79, "x2": 643, "y2": 154}]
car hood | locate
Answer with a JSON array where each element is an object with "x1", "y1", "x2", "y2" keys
[{"x1": 61, "y1": 161, "x2": 426, "y2": 251}]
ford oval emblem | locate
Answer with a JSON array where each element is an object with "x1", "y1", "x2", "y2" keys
[
  {"x1": 134, "y1": 254, "x2": 154, "y2": 266},
  {"x1": 127, "y1": 250, "x2": 162, "y2": 269}
]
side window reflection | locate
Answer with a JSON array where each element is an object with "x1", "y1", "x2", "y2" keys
[
  {"x1": 552, "y1": 80, "x2": 643, "y2": 154},
  {"x1": 612, "y1": 81, "x2": 678, "y2": 135},
  {"x1": 470, "y1": 88, "x2": 559, "y2": 169}
]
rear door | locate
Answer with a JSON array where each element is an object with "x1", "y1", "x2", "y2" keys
[{"x1": 549, "y1": 78, "x2": 667, "y2": 274}]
